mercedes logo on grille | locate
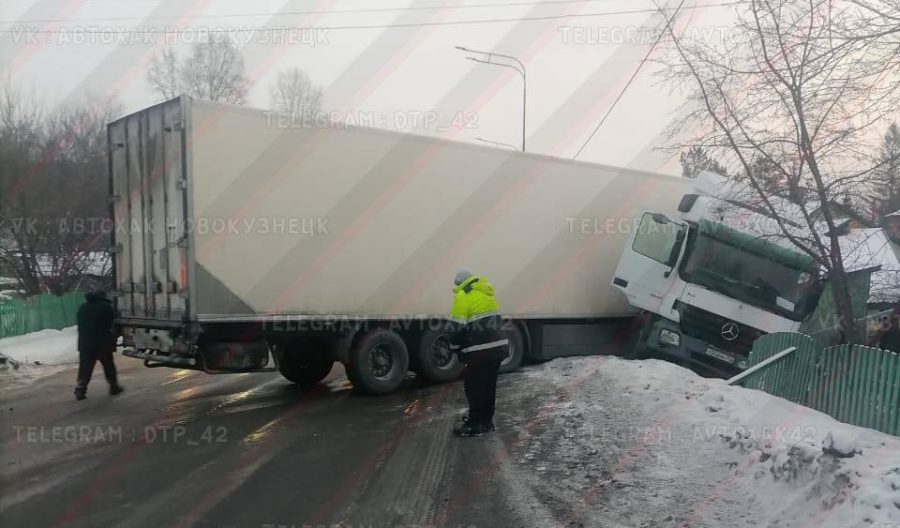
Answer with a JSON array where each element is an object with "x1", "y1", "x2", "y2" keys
[{"x1": 721, "y1": 322, "x2": 740, "y2": 342}]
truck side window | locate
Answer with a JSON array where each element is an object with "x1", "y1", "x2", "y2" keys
[{"x1": 632, "y1": 213, "x2": 683, "y2": 266}]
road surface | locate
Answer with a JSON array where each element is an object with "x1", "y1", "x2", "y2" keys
[{"x1": 1, "y1": 358, "x2": 530, "y2": 528}]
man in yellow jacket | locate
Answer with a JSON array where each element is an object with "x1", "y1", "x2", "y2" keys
[{"x1": 449, "y1": 268, "x2": 509, "y2": 437}]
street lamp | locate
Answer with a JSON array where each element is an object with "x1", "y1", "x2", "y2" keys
[{"x1": 455, "y1": 46, "x2": 526, "y2": 152}]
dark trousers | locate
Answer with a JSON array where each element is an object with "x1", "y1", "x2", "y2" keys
[
  {"x1": 463, "y1": 355, "x2": 502, "y2": 426},
  {"x1": 76, "y1": 346, "x2": 118, "y2": 391}
]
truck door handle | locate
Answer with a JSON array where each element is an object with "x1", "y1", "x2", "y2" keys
[{"x1": 613, "y1": 277, "x2": 628, "y2": 287}]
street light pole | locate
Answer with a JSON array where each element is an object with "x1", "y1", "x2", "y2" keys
[{"x1": 455, "y1": 46, "x2": 526, "y2": 152}]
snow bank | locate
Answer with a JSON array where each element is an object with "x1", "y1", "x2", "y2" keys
[
  {"x1": 0, "y1": 327, "x2": 78, "y2": 390},
  {"x1": 0, "y1": 327, "x2": 78, "y2": 366},
  {"x1": 507, "y1": 356, "x2": 900, "y2": 528}
]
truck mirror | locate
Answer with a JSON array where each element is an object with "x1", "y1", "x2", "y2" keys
[{"x1": 650, "y1": 213, "x2": 671, "y2": 224}]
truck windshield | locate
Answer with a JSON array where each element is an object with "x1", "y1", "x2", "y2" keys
[{"x1": 680, "y1": 230, "x2": 820, "y2": 321}]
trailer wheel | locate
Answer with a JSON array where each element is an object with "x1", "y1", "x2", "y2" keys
[
  {"x1": 276, "y1": 339, "x2": 334, "y2": 387},
  {"x1": 347, "y1": 329, "x2": 409, "y2": 394},
  {"x1": 499, "y1": 322, "x2": 525, "y2": 374},
  {"x1": 414, "y1": 329, "x2": 464, "y2": 384}
]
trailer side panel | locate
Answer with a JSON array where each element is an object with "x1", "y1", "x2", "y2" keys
[{"x1": 185, "y1": 99, "x2": 689, "y2": 319}]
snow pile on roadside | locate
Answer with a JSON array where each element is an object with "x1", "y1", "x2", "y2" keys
[
  {"x1": 507, "y1": 357, "x2": 900, "y2": 528},
  {"x1": 0, "y1": 327, "x2": 78, "y2": 389},
  {"x1": 1, "y1": 327, "x2": 78, "y2": 366}
]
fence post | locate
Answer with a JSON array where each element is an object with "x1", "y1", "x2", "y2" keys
[{"x1": 887, "y1": 353, "x2": 900, "y2": 436}]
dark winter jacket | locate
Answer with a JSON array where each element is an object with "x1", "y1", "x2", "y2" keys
[
  {"x1": 448, "y1": 276, "x2": 509, "y2": 363},
  {"x1": 76, "y1": 291, "x2": 115, "y2": 352}
]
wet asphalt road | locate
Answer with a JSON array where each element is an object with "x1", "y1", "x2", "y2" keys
[{"x1": 0, "y1": 357, "x2": 523, "y2": 528}]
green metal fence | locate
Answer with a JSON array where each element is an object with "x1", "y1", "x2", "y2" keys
[
  {"x1": 0, "y1": 292, "x2": 84, "y2": 339},
  {"x1": 740, "y1": 332, "x2": 900, "y2": 436}
]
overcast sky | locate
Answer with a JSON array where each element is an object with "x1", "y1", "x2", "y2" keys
[{"x1": 1, "y1": 0, "x2": 737, "y2": 174}]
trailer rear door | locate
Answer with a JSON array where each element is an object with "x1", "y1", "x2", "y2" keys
[{"x1": 109, "y1": 98, "x2": 189, "y2": 321}]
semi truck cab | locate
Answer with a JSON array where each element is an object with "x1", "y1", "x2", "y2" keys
[{"x1": 612, "y1": 193, "x2": 823, "y2": 376}]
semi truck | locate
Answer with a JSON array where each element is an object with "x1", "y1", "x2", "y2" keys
[
  {"x1": 611, "y1": 177, "x2": 824, "y2": 375},
  {"x1": 108, "y1": 96, "x2": 695, "y2": 393}
]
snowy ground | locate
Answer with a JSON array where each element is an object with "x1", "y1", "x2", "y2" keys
[
  {"x1": 2, "y1": 328, "x2": 898, "y2": 526},
  {"x1": 501, "y1": 356, "x2": 900, "y2": 528},
  {"x1": 0, "y1": 327, "x2": 78, "y2": 390}
]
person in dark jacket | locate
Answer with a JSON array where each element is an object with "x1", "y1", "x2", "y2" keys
[
  {"x1": 75, "y1": 290, "x2": 122, "y2": 400},
  {"x1": 448, "y1": 268, "x2": 509, "y2": 437}
]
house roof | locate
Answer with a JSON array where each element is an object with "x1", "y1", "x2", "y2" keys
[
  {"x1": 839, "y1": 228, "x2": 900, "y2": 304},
  {"x1": 807, "y1": 199, "x2": 876, "y2": 228},
  {"x1": 34, "y1": 252, "x2": 110, "y2": 277}
]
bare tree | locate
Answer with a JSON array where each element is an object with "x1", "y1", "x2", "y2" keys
[
  {"x1": 660, "y1": 0, "x2": 900, "y2": 343},
  {"x1": 269, "y1": 67, "x2": 323, "y2": 120},
  {"x1": 146, "y1": 36, "x2": 249, "y2": 104},
  {"x1": 874, "y1": 123, "x2": 900, "y2": 216},
  {"x1": 0, "y1": 82, "x2": 117, "y2": 296},
  {"x1": 146, "y1": 48, "x2": 181, "y2": 100},
  {"x1": 845, "y1": 1, "x2": 900, "y2": 57}
]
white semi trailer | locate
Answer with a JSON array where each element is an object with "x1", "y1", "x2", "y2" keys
[{"x1": 109, "y1": 96, "x2": 689, "y2": 394}]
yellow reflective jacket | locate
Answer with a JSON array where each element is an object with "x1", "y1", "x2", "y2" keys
[
  {"x1": 449, "y1": 276, "x2": 507, "y2": 360},
  {"x1": 450, "y1": 276, "x2": 500, "y2": 320}
]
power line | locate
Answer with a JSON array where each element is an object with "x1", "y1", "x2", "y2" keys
[
  {"x1": 0, "y1": 3, "x2": 733, "y2": 33},
  {"x1": 572, "y1": 0, "x2": 687, "y2": 160},
  {"x1": 1, "y1": 0, "x2": 643, "y2": 25}
]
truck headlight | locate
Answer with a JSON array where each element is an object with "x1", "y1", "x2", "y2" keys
[
  {"x1": 659, "y1": 329, "x2": 680, "y2": 346},
  {"x1": 736, "y1": 359, "x2": 750, "y2": 370}
]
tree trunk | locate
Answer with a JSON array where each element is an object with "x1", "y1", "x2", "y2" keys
[{"x1": 827, "y1": 246, "x2": 859, "y2": 345}]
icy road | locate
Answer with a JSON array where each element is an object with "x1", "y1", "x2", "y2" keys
[{"x1": 1, "y1": 334, "x2": 898, "y2": 527}]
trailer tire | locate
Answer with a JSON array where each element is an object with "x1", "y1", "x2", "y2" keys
[
  {"x1": 414, "y1": 329, "x2": 464, "y2": 384},
  {"x1": 347, "y1": 329, "x2": 409, "y2": 395},
  {"x1": 277, "y1": 341, "x2": 334, "y2": 387},
  {"x1": 499, "y1": 322, "x2": 525, "y2": 374}
]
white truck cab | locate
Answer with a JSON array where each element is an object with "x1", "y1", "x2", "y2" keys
[{"x1": 612, "y1": 175, "x2": 822, "y2": 375}]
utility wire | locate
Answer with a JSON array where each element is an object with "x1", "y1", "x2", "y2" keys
[
  {"x1": 1, "y1": 0, "x2": 642, "y2": 25},
  {"x1": 572, "y1": 0, "x2": 687, "y2": 160},
  {"x1": 0, "y1": 2, "x2": 732, "y2": 33}
]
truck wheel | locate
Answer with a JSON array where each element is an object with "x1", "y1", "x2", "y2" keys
[
  {"x1": 499, "y1": 322, "x2": 525, "y2": 374},
  {"x1": 347, "y1": 329, "x2": 409, "y2": 395},
  {"x1": 276, "y1": 339, "x2": 334, "y2": 387},
  {"x1": 414, "y1": 329, "x2": 464, "y2": 384}
]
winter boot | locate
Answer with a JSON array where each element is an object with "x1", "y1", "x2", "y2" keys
[
  {"x1": 458, "y1": 412, "x2": 495, "y2": 434},
  {"x1": 454, "y1": 421, "x2": 488, "y2": 438},
  {"x1": 74, "y1": 387, "x2": 87, "y2": 401}
]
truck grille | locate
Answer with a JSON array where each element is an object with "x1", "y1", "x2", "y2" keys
[{"x1": 676, "y1": 304, "x2": 764, "y2": 354}]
